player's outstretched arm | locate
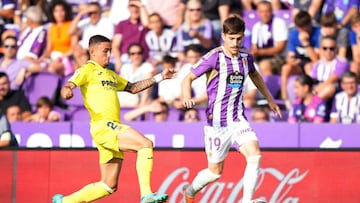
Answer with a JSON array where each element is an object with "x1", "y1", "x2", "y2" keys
[
  {"x1": 181, "y1": 72, "x2": 197, "y2": 109},
  {"x1": 61, "y1": 82, "x2": 76, "y2": 100},
  {"x1": 125, "y1": 67, "x2": 176, "y2": 94}
]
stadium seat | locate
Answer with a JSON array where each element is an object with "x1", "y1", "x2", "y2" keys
[
  {"x1": 22, "y1": 72, "x2": 62, "y2": 106},
  {"x1": 263, "y1": 75, "x2": 281, "y2": 99},
  {"x1": 242, "y1": 9, "x2": 292, "y2": 31},
  {"x1": 70, "y1": 106, "x2": 90, "y2": 121},
  {"x1": 274, "y1": 9, "x2": 292, "y2": 25}
]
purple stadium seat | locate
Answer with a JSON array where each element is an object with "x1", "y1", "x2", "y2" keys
[
  {"x1": 242, "y1": 9, "x2": 291, "y2": 31},
  {"x1": 242, "y1": 10, "x2": 259, "y2": 31},
  {"x1": 22, "y1": 72, "x2": 62, "y2": 106},
  {"x1": 274, "y1": 9, "x2": 292, "y2": 25},
  {"x1": 70, "y1": 107, "x2": 90, "y2": 121},
  {"x1": 263, "y1": 75, "x2": 281, "y2": 98}
]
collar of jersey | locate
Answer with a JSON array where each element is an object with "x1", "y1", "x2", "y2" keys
[{"x1": 87, "y1": 60, "x2": 104, "y2": 70}]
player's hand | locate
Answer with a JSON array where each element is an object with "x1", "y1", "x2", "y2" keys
[
  {"x1": 183, "y1": 98, "x2": 195, "y2": 109},
  {"x1": 268, "y1": 101, "x2": 282, "y2": 119},
  {"x1": 61, "y1": 86, "x2": 74, "y2": 100}
]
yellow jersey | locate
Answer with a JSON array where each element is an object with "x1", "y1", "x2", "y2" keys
[{"x1": 69, "y1": 60, "x2": 128, "y2": 123}]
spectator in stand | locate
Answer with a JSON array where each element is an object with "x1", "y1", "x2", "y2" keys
[
  {"x1": 311, "y1": 35, "x2": 350, "y2": 101},
  {"x1": 68, "y1": 2, "x2": 114, "y2": 69},
  {"x1": 180, "y1": 0, "x2": 239, "y2": 42},
  {"x1": 172, "y1": 44, "x2": 207, "y2": 109},
  {"x1": 16, "y1": 5, "x2": 47, "y2": 62},
  {"x1": 0, "y1": 112, "x2": 18, "y2": 148},
  {"x1": 117, "y1": 43, "x2": 155, "y2": 107},
  {"x1": 288, "y1": 74, "x2": 327, "y2": 123},
  {"x1": 181, "y1": 107, "x2": 200, "y2": 122},
  {"x1": 29, "y1": 96, "x2": 61, "y2": 122},
  {"x1": 321, "y1": 0, "x2": 359, "y2": 28},
  {"x1": 107, "y1": 0, "x2": 148, "y2": 26},
  {"x1": 251, "y1": 0, "x2": 288, "y2": 76},
  {"x1": 241, "y1": 0, "x2": 285, "y2": 11},
  {"x1": 281, "y1": 11, "x2": 321, "y2": 106},
  {"x1": 146, "y1": 0, "x2": 183, "y2": 31},
  {"x1": 319, "y1": 12, "x2": 349, "y2": 59},
  {"x1": 39, "y1": 0, "x2": 77, "y2": 77},
  {"x1": 123, "y1": 100, "x2": 169, "y2": 122},
  {"x1": 0, "y1": 35, "x2": 42, "y2": 90},
  {"x1": 292, "y1": 0, "x2": 323, "y2": 24},
  {"x1": 350, "y1": 14, "x2": 360, "y2": 76},
  {"x1": 145, "y1": 13, "x2": 177, "y2": 70},
  {"x1": 0, "y1": 72, "x2": 32, "y2": 121},
  {"x1": 330, "y1": 71, "x2": 360, "y2": 124},
  {"x1": 5, "y1": 104, "x2": 22, "y2": 122},
  {"x1": 176, "y1": 0, "x2": 216, "y2": 63},
  {"x1": 112, "y1": 0, "x2": 149, "y2": 73},
  {"x1": 157, "y1": 55, "x2": 181, "y2": 105},
  {"x1": 251, "y1": 106, "x2": 270, "y2": 122},
  {"x1": 0, "y1": 0, "x2": 15, "y2": 45}
]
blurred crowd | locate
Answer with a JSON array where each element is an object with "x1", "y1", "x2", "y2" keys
[{"x1": 0, "y1": 0, "x2": 360, "y2": 128}]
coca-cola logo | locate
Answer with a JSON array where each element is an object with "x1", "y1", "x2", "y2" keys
[{"x1": 156, "y1": 167, "x2": 309, "y2": 203}]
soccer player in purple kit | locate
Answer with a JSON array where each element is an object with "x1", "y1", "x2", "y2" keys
[{"x1": 181, "y1": 16, "x2": 282, "y2": 203}]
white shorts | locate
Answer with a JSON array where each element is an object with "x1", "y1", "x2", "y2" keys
[{"x1": 203, "y1": 121, "x2": 258, "y2": 163}]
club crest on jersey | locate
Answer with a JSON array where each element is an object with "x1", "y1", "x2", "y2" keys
[{"x1": 227, "y1": 71, "x2": 244, "y2": 88}]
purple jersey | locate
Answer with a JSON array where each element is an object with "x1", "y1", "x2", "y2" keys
[
  {"x1": 311, "y1": 57, "x2": 349, "y2": 82},
  {"x1": 330, "y1": 91, "x2": 360, "y2": 124},
  {"x1": 288, "y1": 95, "x2": 327, "y2": 123},
  {"x1": 191, "y1": 46, "x2": 256, "y2": 127}
]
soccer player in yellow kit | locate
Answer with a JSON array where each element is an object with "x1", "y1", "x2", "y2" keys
[{"x1": 52, "y1": 35, "x2": 175, "y2": 203}]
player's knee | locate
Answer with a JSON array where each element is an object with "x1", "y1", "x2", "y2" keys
[{"x1": 142, "y1": 138, "x2": 154, "y2": 148}]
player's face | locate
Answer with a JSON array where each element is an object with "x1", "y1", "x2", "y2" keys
[
  {"x1": 91, "y1": 42, "x2": 112, "y2": 67},
  {"x1": 222, "y1": 32, "x2": 244, "y2": 57}
]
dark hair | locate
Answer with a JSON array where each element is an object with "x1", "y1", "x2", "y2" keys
[
  {"x1": 223, "y1": 16, "x2": 245, "y2": 34},
  {"x1": 127, "y1": 43, "x2": 143, "y2": 54},
  {"x1": 182, "y1": 108, "x2": 200, "y2": 121},
  {"x1": 88, "y1": 1, "x2": 101, "y2": 12},
  {"x1": 36, "y1": 96, "x2": 53, "y2": 109},
  {"x1": 320, "y1": 35, "x2": 337, "y2": 42},
  {"x1": 341, "y1": 71, "x2": 358, "y2": 82},
  {"x1": 149, "y1": 12, "x2": 162, "y2": 20},
  {"x1": 162, "y1": 55, "x2": 177, "y2": 66},
  {"x1": 296, "y1": 74, "x2": 314, "y2": 89},
  {"x1": 185, "y1": 44, "x2": 202, "y2": 55},
  {"x1": 89, "y1": 35, "x2": 110, "y2": 47},
  {"x1": 0, "y1": 72, "x2": 9, "y2": 79},
  {"x1": 294, "y1": 10, "x2": 312, "y2": 28},
  {"x1": 48, "y1": 0, "x2": 73, "y2": 22},
  {"x1": 320, "y1": 12, "x2": 337, "y2": 27},
  {"x1": 3, "y1": 35, "x2": 17, "y2": 43}
]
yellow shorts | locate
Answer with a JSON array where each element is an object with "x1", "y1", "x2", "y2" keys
[{"x1": 90, "y1": 120, "x2": 130, "y2": 164}]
